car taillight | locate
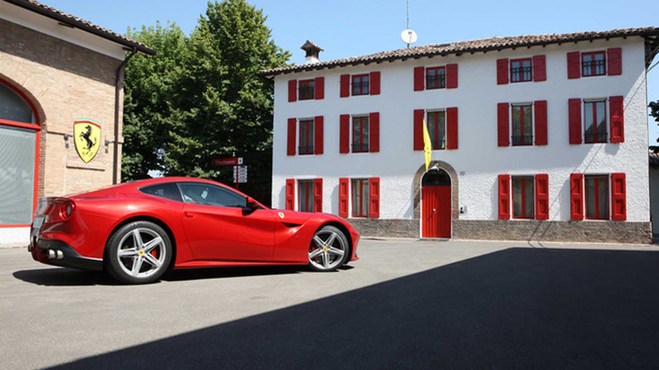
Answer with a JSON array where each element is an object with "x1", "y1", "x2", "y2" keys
[{"x1": 45, "y1": 199, "x2": 75, "y2": 223}]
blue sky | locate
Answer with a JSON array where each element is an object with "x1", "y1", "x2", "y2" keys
[{"x1": 45, "y1": 0, "x2": 659, "y2": 141}]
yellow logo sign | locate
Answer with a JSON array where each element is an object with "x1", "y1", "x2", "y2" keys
[{"x1": 74, "y1": 120, "x2": 101, "y2": 163}]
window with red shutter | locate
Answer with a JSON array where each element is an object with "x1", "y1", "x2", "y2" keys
[
  {"x1": 446, "y1": 107, "x2": 458, "y2": 149},
  {"x1": 567, "y1": 52, "x2": 581, "y2": 79},
  {"x1": 369, "y1": 177, "x2": 380, "y2": 218},
  {"x1": 610, "y1": 173, "x2": 626, "y2": 221},
  {"x1": 497, "y1": 103, "x2": 510, "y2": 147},
  {"x1": 339, "y1": 178, "x2": 349, "y2": 217},
  {"x1": 607, "y1": 48, "x2": 622, "y2": 76},
  {"x1": 285, "y1": 179, "x2": 295, "y2": 210},
  {"x1": 570, "y1": 173, "x2": 584, "y2": 220},
  {"x1": 497, "y1": 59, "x2": 509, "y2": 85},
  {"x1": 534, "y1": 100, "x2": 547, "y2": 145},
  {"x1": 446, "y1": 64, "x2": 458, "y2": 89},
  {"x1": 609, "y1": 96, "x2": 624, "y2": 143},
  {"x1": 568, "y1": 98, "x2": 582, "y2": 144},
  {"x1": 535, "y1": 174, "x2": 549, "y2": 220},
  {"x1": 314, "y1": 116, "x2": 324, "y2": 154},
  {"x1": 313, "y1": 178, "x2": 323, "y2": 213},
  {"x1": 288, "y1": 80, "x2": 297, "y2": 102},
  {"x1": 370, "y1": 71, "x2": 381, "y2": 95},
  {"x1": 414, "y1": 67, "x2": 425, "y2": 91},
  {"x1": 340, "y1": 74, "x2": 350, "y2": 98},
  {"x1": 339, "y1": 114, "x2": 350, "y2": 153},
  {"x1": 498, "y1": 174, "x2": 511, "y2": 220},
  {"x1": 533, "y1": 55, "x2": 546, "y2": 82},
  {"x1": 369, "y1": 112, "x2": 380, "y2": 152},
  {"x1": 414, "y1": 109, "x2": 424, "y2": 151},
  {"x1": 314, "y1": 77, "x2": 324, "y2": 100},
  {"x1": 287, "y1": 118, "x2": 296, "y2": 156}
]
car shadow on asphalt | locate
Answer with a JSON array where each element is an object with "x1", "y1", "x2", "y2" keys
[
  {"x1": 13, "y1": 264, "x2": 355, "y2": 286},
  {"x1": 48, "y1": 247, "x2": 659, "y2": 369}
]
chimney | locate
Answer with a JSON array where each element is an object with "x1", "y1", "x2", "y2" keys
[{"x1": 301, "y1": 40, "x2": 323, "y2": 64}]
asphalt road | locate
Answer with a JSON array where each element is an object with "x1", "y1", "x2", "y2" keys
[{"x1": 2, "y1": 239, "x2": 659, "y2": 369}]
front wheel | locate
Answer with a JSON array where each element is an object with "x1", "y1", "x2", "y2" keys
[
  {"x1": 308, "y1": 225, "x2": 349, "y2": 271},
  {"x1": 105, "y1": 221, "x2": 172, "y2": 284}
]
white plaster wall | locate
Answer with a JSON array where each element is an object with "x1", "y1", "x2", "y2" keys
[{"x1": 272, "y1": 38, "x2": 650, "y2": 223}]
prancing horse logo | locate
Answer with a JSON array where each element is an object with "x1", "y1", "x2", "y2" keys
[{"x1": 73, "y1": 120, "x2": 101, "y2": 163}]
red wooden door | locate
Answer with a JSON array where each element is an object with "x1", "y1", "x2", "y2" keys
[{"x1": 422, "y1": 185, "x2": 451, "y2": 238}]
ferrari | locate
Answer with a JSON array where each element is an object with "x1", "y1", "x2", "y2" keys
[{"x1": 29, "y1": 177, "x2": 360, "y2": 284}]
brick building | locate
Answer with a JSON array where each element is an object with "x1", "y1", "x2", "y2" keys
[
  {"x1": 263, "y1": 28, "x2": 659, "y2": 244},
  {"x1": 0, "y1": 0, "x2": 153, "y2": 244}
]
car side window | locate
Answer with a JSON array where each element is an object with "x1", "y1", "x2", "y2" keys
[
  {"x1": 179, "y1": 183, "x2": 246, "y2": 208},
  {"x1": 140, "y1": 183, "x2": 183, "y2": 202}
]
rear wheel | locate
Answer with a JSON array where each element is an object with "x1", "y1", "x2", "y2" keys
[
  {"x1": 105, "y1": 221, "x2": 172, "y2": 284},
  {"x1": 308, "y1": 225, "x2": 349, "y2": 271}
]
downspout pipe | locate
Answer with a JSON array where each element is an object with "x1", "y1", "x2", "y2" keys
[{"x1": 113, "y1": 47, "x2": 138, "y2": 184}]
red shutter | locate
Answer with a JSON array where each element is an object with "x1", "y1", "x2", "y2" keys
[
  {"x1": 533, "y1": 55, "x2": 546, "y2": 82},
  {"x1": 369, "y1": 112, "x2": 380, "y2": 152},
  {"x1": 611, "y1": 173, "x2": 626, "y2": 221},
  {"x1": 497, "y1": 59, "x2": 509, "y2": 85},
  {"x1": 570, "y1": 173, "x2": 584, "y2": 221},
  {"x1": 370, "y1": 71, "x2": 381, "y2": 95},
  {"x1": 314, "y1": 77, "x2": 324, "y2": 100},
  {"x1": 534, "y1": 100, "x2": 548, "y2": 146},
  {"x1": 568, "y1": 98, "x2": 582, "y2": 144},
  {"x1": 446, "y1": 63, "x2": 458, "y2": 89},
  {"x1": 285, "y1": 179, "x2": 295, "y2": 210},
  {"x1": 497, "y1": 103, "x2": 510, "y2": 147},
  {"x1": 414, "y1": 109, "x2": 424, "y2": 151},
  {"x1": 288, "y1": 80, "x2": 297, "y2": 102},
  {"x1": 567, "y1": 52, "x2": 581, "y2": 79},
  {"x1": 446, "y1": 107, "x2": 458, "y2": 149},
  {"x1": 498, "y1": 174, "x2": 511, "y2": 220},
  {"x1": 339, "y1": 178, "x2": 349, "y2": 217},
  {"x1": 414, "y1": 66, "x2": 425, "y2": 91},
  {"x1": 314, "y1": 116, "x2": 324, "y2": 154},
  {"x1": 287, "y1": 118, "x2": 296, "y2": 156},
  {"x1": 340, "y1": 74, "x2": 350, "y2": 97},
  {"x1": 313, "y1": 178, "x2": 323, "y2": 213},
  {"x1": 339, "y1": 114, "x2": 350, "y2": 153},
  {"x1": 369, "y1": 177, "x2": 380, "y2": 218},
  {"x1": 609, "y1": 96, "x2": 624, "y2": 143},
  {"x1": 535, "y1": 174, "x2": 549, "y2": 220},
  {"x1": 607, "y1": 48, "x2": 622, "y2": 76}
]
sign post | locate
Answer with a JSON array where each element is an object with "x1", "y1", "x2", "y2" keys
[{"x1": 212, "y1": 157, "x2": 244, "y2": 189}]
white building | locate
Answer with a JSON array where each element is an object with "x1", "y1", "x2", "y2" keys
[{"x1": 262, "y1": 28, "x2": 659, "y2": 244}]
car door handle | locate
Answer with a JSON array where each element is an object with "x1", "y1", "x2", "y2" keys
[{"x1": 184, "y1": 212, "x2": 194, "y2": 218}]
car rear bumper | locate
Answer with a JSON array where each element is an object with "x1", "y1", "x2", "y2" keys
[{"x1": 29, "y1": 238, "x2": 103, "y2": 271}]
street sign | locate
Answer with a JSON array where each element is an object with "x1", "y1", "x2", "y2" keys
[
  {"x1": 233, "y1": 165, "x2": 248, "y2": 183},
  {"x1": 212, "y1": 157, "x2": 243, "y2": 166}
]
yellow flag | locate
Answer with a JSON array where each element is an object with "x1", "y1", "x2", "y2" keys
[{"x1": 422, "y1": 118, "x2": 432, "y2": 170}]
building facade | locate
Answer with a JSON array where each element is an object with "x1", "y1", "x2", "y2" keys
[
  {"x1": 264, "y1": 28, "x2": 659, "y2": 244},
  {"x1": 0, "y1": 0, "x2": 153, "y2": 244}
]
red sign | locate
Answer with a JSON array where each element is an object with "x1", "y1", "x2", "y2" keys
[{"x1": 212, "y1": 157, "x2": 242, "y2": 166}]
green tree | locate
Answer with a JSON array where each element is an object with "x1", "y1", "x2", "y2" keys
[
  {"x1": 122, "y1": 0, "x2": 289, "y2": 204},
  {"x1": 651, "y1": 100, "x2": 659, "y2": 142},
  {"x1": 122, "y1": 22, "x2": 189, "y2": 180}
]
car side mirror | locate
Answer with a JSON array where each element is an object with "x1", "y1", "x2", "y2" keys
[{"x1": 246, "y1": 197, "x2": 259, "y2": 211}]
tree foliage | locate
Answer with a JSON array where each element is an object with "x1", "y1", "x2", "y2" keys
[
  {"x1": 122, "y1": 0, "x2": 290, "y2": 204},
  {"x1": 650, "y1": 100, "x2": 659, "y2": 142}
]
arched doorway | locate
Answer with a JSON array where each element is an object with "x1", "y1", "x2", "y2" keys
[
  {"x1": 421, "y1": 167, "x2": 452, "y2": 238},
  {"x1": 0, "y1": 79, "x2": 41, "y2": 228}
]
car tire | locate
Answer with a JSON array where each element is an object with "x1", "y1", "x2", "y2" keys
[
  {"x1": 105, "y1": 221, "x2": 172, "y2": 284},
  {"x1": 308, "y1": 225, "x2": 349, "y2": 272}
]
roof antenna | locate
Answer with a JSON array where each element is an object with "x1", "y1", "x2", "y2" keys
[{"x1": 401, "y1": 0, "x2": 417, "y2": 48}]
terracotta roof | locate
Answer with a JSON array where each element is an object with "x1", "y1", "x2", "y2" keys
[
  {"x1": 4, "y1": 0, "x2": 155, "y2": 55},
  {"x1": 262, "y1": 27, "x2": 659, "y2": 77},
  {"x1": 651, "y1": 151, "x2": 659, "y2": 168}
]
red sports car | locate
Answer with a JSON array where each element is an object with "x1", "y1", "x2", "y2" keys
[{"x1": 29, "y1": 177, "x2": 360, "y2": 284}]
